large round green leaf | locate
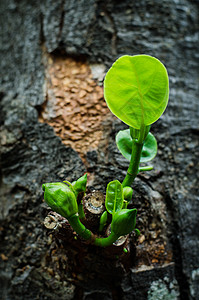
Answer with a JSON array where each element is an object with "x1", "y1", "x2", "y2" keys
[
  {"x1": 104, "y1": 55, "x2": 169, "y2": 129},
  {"x1": 116, "y1": 129, "x2": 157, "y2": 162}
]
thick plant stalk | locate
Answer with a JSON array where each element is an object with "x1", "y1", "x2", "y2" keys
[
  {"x1": 122, "y1": 125, "x2": 150, "y2": 187},
  {"x1": 68, "y1": 214, "x2": 92, "y2": 240},
  {"x1": 94, "y1": 232, "x2": 119, "y2": 247},
  {"x1": 78, "y1": 202, "x2": 86, "y2": 220},
  {"x1": 68, "y1": 214, "x2": 119, "y2": 247},
  {"x1": 122, "y1": 139, "x2": 143, "y2": 187}
]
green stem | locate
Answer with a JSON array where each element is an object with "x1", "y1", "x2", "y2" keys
[
  {"x1": 122, "y1": 139, "x2": 144, "y2": 187},
  {"x1": 139, "y1": 165, "x2": 153, "y2": 172},
  {"x1": 122, "y1": 125, "x2": 150, "y2": 187},
  {"x1": 68, "y1": 214, "x2": 91, "y2": 240},
  {"x1": 94, "y1": 232, "x2": 119, "y2": 247},
  {"x1": 78, "y1": 202, "x2": 86, "y2": 220},
  {"x1": 122, "y1": 200, "x2": 128, "y2": 209},
  {"x1": 138, "y1": 124, "x2": 151, "y2": 144},
  {"x1": 68, "y1": 214, "x2": 120, "y2": 247}
]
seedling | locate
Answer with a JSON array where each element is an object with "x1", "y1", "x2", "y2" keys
[{"x1": 42, "y1": 55, "x2": 169, "y2": 247}]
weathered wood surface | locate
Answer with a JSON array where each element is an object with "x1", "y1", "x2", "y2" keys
[{"x1": 0, "y1": 1, "x2": 198, "y2": 299}]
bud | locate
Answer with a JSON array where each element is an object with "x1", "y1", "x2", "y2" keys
[
  {"x1": 72, "y1": 173, "x2": 87, "y2": 195},
  {"x1": 123, "y1": 187, "x2": 133, "y2": 203},
  {"x1": 111, "y1": 208, "x2": 137, "y2": 237},
  {"x1": 42, "y1": 182, "x2": 78, "y2": 219}
]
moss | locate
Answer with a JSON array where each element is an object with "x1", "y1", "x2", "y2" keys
[{"x1": 148, "y1": 278, "x2": 179, "y2": 300}]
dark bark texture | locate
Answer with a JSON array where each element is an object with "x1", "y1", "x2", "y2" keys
[{"x1": 0, "y1": 0, "x2": 199, "y2": 299}]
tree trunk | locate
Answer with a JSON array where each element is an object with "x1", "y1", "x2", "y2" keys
[{"x1": 0, "y1": 1, "x2": 198, "y2": 299}]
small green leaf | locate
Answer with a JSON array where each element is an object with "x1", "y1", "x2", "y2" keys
[
  {"x1": 105, "y1": 180, "x2": 123, "y2": 215},
  {"x1": 116, "y1": 129, "x2": 157, "y2": 163},
  {"x1": 104, "y1": 55, "x2": 169, "y2": 129},
  {"x1": 141, "y1": 132, "x2": 157, "y2": 162},
  {"x1": 116, "y1": 129, "x2": 132, "y2": 161}
]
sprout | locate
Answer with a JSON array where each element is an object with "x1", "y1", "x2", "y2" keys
[{"x1": 41, "y1": 54, "x2": 169, "y2": 248}]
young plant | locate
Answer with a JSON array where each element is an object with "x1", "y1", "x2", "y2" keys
[{"x1": 42, "y1": 54, "x2": 169, "y2": 247}]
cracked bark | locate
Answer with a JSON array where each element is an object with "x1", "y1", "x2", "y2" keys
[{"x1": 0, "y1": 1, "x2": 198, "y2": 299}]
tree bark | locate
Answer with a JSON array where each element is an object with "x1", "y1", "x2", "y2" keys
[{"x1": 0, "y1": 1, "x2": 198, "y2": 299}]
